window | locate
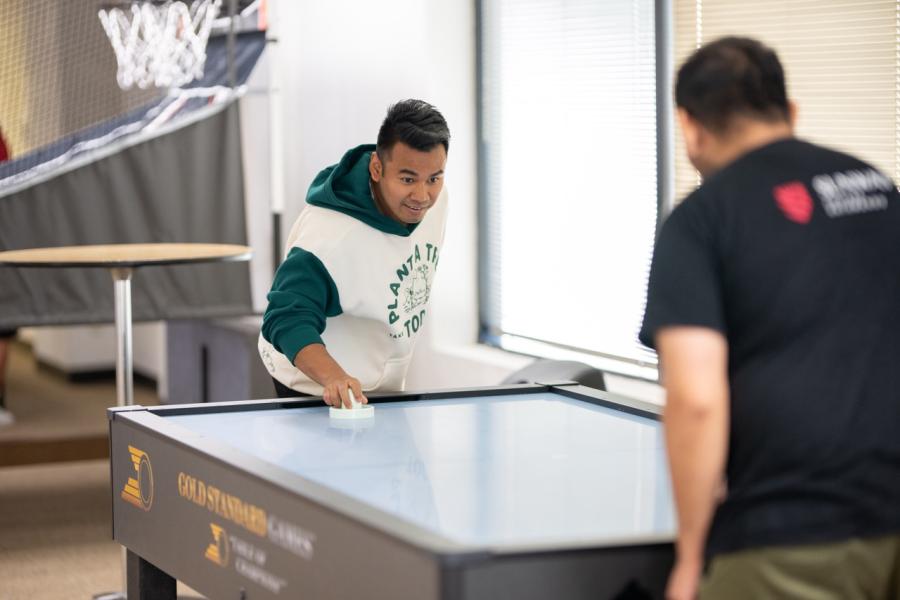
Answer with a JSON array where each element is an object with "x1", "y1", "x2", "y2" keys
[
  {"x1": 674, "y1": 0, "x2": 900, "y2": 201},
  {"x1": 478, "y1": 0, "x2": 660, "y2": 379}
]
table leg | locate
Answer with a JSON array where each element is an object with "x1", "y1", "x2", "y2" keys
[
  {"x1": 92, "y1": 548, "x2": 176, "y2": 600},
  {"x1": 111, "y1": 268, "x2": 134, "y2": 407},
  {"x1": 95, "y1": 266, "x2": 135, "y2": 600},
  {"x1": 127, "y1": 550, "x2": 176, "y2": 600}
]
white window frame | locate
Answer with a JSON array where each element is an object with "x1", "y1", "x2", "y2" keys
[{"x1": 476, "y1": 0, "x2": 674, "y2": 382}]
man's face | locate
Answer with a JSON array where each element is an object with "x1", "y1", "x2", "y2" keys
[{"x1": 369, "y1": 142, "x2": 447, "y2": 224}]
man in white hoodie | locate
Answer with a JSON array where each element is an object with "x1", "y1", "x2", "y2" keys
[{"x1": 259, "y1": 99, "x2": 449, "y2": 408}]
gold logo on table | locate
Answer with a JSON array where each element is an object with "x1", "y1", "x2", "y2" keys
[
  {"x1": 121, "y1": 445, "x2": 154, "y2": 511},
  {"x1": 204, "y1": 523, "x2": 230, "y2": 567}
]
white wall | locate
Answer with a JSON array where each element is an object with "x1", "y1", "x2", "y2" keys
[
  {"x1": 239, "y1": 46, "x2": 276, "y2": 313},
  {"x1": 269, "y1": 0, "x2": 518, "y2": 388},
  {"x1": 29, "y1": 322, "x2": 168, "y2": 398}
]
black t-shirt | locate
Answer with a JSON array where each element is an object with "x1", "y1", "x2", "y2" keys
[{"x1": 640, "y1": 138, "x2": 900, "y2": 558}]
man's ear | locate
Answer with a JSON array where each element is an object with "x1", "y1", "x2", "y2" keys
[
  {"x1": 677, "y1": 108, "x2": 702, "y2": 157},
  {"x1": 369, "y1": 151, "x2": 383, "y2": 182},
  {"x1": 787, "y1": 100, "x2": 798, "y2": 131}
]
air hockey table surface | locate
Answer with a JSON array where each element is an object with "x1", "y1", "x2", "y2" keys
[{"x1": 109, "y1": 383, "x2": 675, "y2": 600}]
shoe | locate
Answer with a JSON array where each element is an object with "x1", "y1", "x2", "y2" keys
[{"x1": 0, "y1": 407, "x2": 14, "y2": 427}]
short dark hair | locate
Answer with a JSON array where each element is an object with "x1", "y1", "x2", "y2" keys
[
  {"x1": 376, "y1": 99, "x2": 450, "y2": 158},
  {"x1": 675, "y1": 37, "x2": 790, "y2": 133}
]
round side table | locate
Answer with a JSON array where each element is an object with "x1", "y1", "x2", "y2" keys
[{"x1": 0, "y1": 243, "x2": 253, "y2": 408}]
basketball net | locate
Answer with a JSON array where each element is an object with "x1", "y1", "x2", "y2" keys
[{"x1": 99, "y1": 0, "x2": 223, "y2": 90}]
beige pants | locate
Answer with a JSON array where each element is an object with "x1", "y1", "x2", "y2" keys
[{"x1": 701, "y1": 534, "x2": 900, "y2": 600}]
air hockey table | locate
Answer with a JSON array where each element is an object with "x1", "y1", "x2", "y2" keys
[{"x1": 108, "y1": 384, "x2": 675, "y2": 600}]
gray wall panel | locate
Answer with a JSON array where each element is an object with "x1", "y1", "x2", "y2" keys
[{"x1": 0, "y1": 101, "x2": 253, "y2": 328}]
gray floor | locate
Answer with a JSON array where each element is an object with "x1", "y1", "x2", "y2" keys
[{"x1": 0, "y1": 342, "x2": 200, "y2": 599}]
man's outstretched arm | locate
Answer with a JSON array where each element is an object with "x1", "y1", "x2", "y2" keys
[
  {"x1": 262, "y1": 246, "x2": 364, "y2": 407},
  {"x1": 656, "y1": 326, "x2": 729, "y2": 600},
  {"x1": 293, "y1": 343, "x2": 367, "y2": 408}
]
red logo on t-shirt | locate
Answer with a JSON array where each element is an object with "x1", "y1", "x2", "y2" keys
[{"x1": 773, "y1": 182, "x2": 814, "y2": 224}]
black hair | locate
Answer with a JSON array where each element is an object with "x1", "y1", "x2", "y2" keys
[
  {"x1": 675, "y1": 37, "x2": 790, "y2": 133},
  {"x1": 376, "y1": 99, "x2": 450, "y2": 158}
]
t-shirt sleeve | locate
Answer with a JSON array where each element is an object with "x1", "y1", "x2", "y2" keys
[
  {"x1": 261, "y1": 247, "x2": 343, "y2": 364},
  {"x1": 639, "y1": 200, "x2": 726, "y2": 349}
]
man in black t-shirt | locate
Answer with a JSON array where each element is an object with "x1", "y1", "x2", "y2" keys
[{"x1": 641, "y1": 37, "x2": 900, "y2": 599}]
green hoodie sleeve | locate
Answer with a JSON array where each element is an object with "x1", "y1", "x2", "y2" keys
[{"x1": 261, "y1": 247, "x2": 343, "y2": 364}]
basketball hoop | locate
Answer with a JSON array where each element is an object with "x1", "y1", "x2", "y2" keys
[{"x1": 99, "y1": 0, "x2": 223, "y2": 90}]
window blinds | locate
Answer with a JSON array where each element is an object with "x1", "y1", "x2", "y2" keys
[
  {"x1": 673, "y1": 0, "x2": 899, "y2": 202},
  {"x1": 479, "y1": 0, "x2": 659, "y2": 376}
]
